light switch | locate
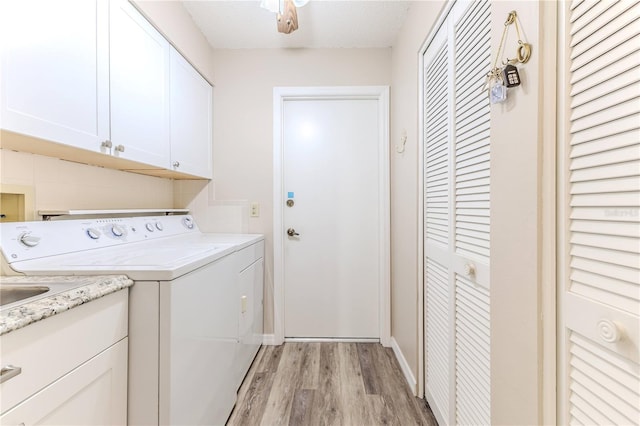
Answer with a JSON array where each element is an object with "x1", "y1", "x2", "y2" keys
[{"x1": 250, "y1": 202, "x2": 260, "y2": 217}]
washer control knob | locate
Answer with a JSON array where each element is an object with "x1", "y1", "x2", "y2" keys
[
  {"x1": 86, "y1": 228, "x2": 101, "y2": 240},
  {"x1": 18, "y1": 232, "x2": 40, "y2": 247},
  {"x1": 111, "y1": 224, "x2": 125, "y2": 237},
  {"x1": 183, "y1": 217, "x2": 194, "y2": 229},
  {"x1": 145, "y1": 223, "x2": 155, "y2": 232},
  {"x1": 155, "y1": 222, "x2": 163, "y2": 231}
]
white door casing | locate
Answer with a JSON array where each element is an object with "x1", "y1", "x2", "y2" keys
[
  {"x1": 273, "y1": 86, "x2": 390, "y2": 345},
  {"x1": 421, "y1": 1, "x2": 492, "y2": 425},
  {"x1": 558, "y1": 1, "x2": 640, "y2": 424}
]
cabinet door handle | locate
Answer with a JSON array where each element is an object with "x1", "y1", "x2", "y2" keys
[
  {"x1": 173, "y1": 161, "x2": 180, "y2": 168},
  {"x1": 114, "y1": 144, "x2": 125, "y2": 153},
  {"x1": 0, "y1": 365, "x2": 22, "y2": 384}
]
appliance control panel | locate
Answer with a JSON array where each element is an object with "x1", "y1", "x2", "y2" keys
[{"x1": 0, "y1": 215, "x2": 199, "y2": 263}]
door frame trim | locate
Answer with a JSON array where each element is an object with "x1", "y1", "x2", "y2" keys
[{"x1": 272, "y1": 86, "x2": 390, "y2": 346}]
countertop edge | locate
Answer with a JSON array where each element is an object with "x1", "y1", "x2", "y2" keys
[{"x1": 0, "y1": 275, "x2": 133, "y2": 336}]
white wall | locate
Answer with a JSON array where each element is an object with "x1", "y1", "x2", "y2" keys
[
  {"x1": 389, "y1": 0, "x2": 446, "y2": 393},
  {"x1": 489, "y1": 2, "x2": 556, "y2": 424},
  {"x1": 133, "y1": 0, "x2": 215, "y2": 82},
  {"x1": 0, "y1": 149, "x2": 173, "y2": 214},
  {"x1": 210, "y1": 48, "x2": 392, "y2": 333}
]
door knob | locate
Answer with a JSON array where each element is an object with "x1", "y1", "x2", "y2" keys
[{"x1": 287, "y1": 228, "x2": 300, "y2": 237}]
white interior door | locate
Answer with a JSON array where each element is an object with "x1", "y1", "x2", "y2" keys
[
  {"x1": 422, "y1": 1, "x2": 491, "y2": 425},
  {"x1": 282, "y1": 97, "x2": 381, "y2": 339},
  {"x1": 559, "y1": 1, "x2": 640, "y2": 424}
]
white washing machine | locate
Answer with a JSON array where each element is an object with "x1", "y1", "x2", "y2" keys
[{"x1": 0, "y1": 214, "x2": 264, "y2": 425}]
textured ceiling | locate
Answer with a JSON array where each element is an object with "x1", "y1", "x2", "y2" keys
[{"x1": 182, "y1": 1, "x2": 413, "y2": 49}]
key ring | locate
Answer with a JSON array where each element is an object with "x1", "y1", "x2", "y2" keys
[{"x1": 517, "y1": 41, "x2": 532, "y2": 64}]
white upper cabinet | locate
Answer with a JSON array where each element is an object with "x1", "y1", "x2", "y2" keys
[
  {"x1": 0, "y1": 0, "x2": 212, "y2": 178},
  {"x1": 109, "y1": 0, "x2": 171, "y2": 169},
  {"x1": 169, "y1": 48, "x2": 213, "y2": 179},
  {"x1": 0, "y1": 0, "x2": 110, "y2": 153}
]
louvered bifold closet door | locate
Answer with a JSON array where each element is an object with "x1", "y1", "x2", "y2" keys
[
  {"x1": 452, "y1": 2, "x2": 491, "y2": 425},
  {"x1": 423, "y1": 19, "x2": 451, "y2": 426},
  {"x1": 562, "y1": 0, "x2": 640, "y2": 424},
  {"x1": 423, "y1": 1, "x2": 491, "y2": 425}
]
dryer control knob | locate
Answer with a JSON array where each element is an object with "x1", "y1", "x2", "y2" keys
[
  {"x1": 111, "y1": 224, "x2": 125, "y2": 237},
  {"x1": 145, "y1": 223, "x2": 155, "y2": 232},
  {"x1": 155, "y1": 222, "x2": 163, "y2": 231},
  {"x1": 183, "y1": 217, "x2": 194, "y2": 229},
  {"x1": 86, "y1": 228, "x2": 101, "y2": 240},
  {"x1": 18, "y1": 232, "x2": 40, "y2": 247}
]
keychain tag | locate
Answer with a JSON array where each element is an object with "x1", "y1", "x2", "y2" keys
[
  {"x1": 503, "y1": 64, "x2": 521, "y2": 87},
  {"x1": 490, "y1": 80, "x2": 507, "y2": 104}
]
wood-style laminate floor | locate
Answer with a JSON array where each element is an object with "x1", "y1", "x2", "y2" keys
[{"x1": 227, "y1": 342, "x2": 438, "y2": 426}]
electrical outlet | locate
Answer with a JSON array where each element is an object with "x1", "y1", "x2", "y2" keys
[{"x1": 250, "y1": 202, "x2": 260, "y2": 217}]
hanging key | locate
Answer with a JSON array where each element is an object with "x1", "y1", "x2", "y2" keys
[{"x1": 502, "y1": 64, "x2": 521, "y2": 87}]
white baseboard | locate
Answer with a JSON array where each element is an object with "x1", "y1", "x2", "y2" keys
[
  {"x1": 284, "y1": 337, "x2": 379, "y2": 343},
  {"x1": 390, "y1": 337, "x2": 417, "y2": 396},
  {"x1": 262, "y1": 334, "x2": 278, "y2": 345}
]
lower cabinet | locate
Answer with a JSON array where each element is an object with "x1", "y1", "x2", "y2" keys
[
  {"x1": 0, "y1": 340, "x2": 128, "y2": 426},
  {"x1": 0, "y1": 290, "x2": 129, "y2": 426}
]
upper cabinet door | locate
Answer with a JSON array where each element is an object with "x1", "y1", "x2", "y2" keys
[
  {"x1": 170, "y1": 48, "x2": 213, "y2": 179},
  {"x1": 0, "y1": 0, "x2": 110, "y2": 152},
  {"x1": 109, "y1": 0, "x2": 170, "y2": 169}
]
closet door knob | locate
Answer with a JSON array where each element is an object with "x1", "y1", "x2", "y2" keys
[
  {"x1": 463, "y1": 263, "x2": 476, "y2": 277},
  {"x1": 597, "y1": 319, "x2": 623, "y2": 343}
]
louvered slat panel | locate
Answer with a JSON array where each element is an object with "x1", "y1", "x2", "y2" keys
[
  {"x1": 569, "y1": 114, "x2": 640, "y2": 146},
  {"x1": 570, "y1": 160, "x2": 640, "y2": 182},
  {"x1": 571, "y1": 245, "x2": 639, "y2": 269},
  {"x1": 569, "y1": 332, "x2": 640, "y2": 425},
  {"x1": 455, "y1": 275, "x2": 490, "y2": 426},
  {"x1": 426, "y1": 258, "x2": 450, "y2": 422},
  {"x1": 571, "y1": 128, "x2": 639, "y2": 157},
  {"x1": 566, "y1": 10, "x2": 640, "y2": 423},
  {"x1": 571, "y1": 51, "x2": 640, "y2": 105},
  {"x1": 570, "y1": 97, "x2": 640, "y2": 134},
  {"x1": 572, "y1": 175, "x2": 640, "y2": 194},
  {"x1": 571, "y1": 144, "x2": 639, "y2": 170},
  {"x1": 572, "y1": 269, "x2": 639, "y2": 300},
  {"x1": 452, "y1": 3, "x2": 490, "y2": 423},
  {"x1": 571, "y1": 219, "x2": 640, "y2": 237},
  {"x1": 572, "y1": 232, "x2": 640, "y2": 252},
  {"x1": 571, "y1": 192, "x2": 640, "y2": 207},
  {"x1": 454, "y1": 0, "x2": 490, "y2": 264},
  {"x1": 425, "y1": 42, "x2": 449, "y2": 247},
  {"x1": 571, "y1": 60, "x2": 640, "y2": 112},
  {"x1": 570, "y1": 0, "x2": 598, "y2": 22},
  {"x1": 571, "y1": 257, "x2": 639, "y2": 284},
  {"x1": 570, "y1": 0, "x2": 629, "y2": 40},
  {"x1": 571, "y1": 80, "x2": 640, "y2": 121}
]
